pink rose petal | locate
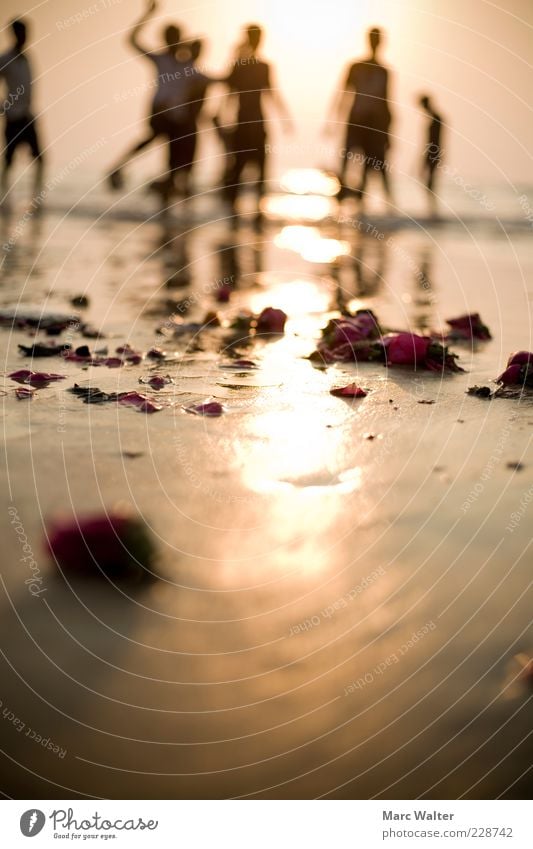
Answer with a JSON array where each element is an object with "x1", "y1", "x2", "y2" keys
[
  {"x1": 46, "y1": 512, "x2": 156, "y2": 578},
  {"x1": 383, "y1": 333, "x2": 430, "y2": 366},
  {"x1": 330, "y1": 383, "x2": 367, "y2": 398},
  {"x1": 446, "y1": 313, "x2": 491, "y2": 340},
  {"x1": 256, "y1": 307, "x2": 287, "y2": 334},
  {"x1": 216, "y1": 285, "x2": 232, "y2": 303},
  {"x1": 9, "y1": 369, "x2": 66, "y2": 386},
  {"x1": 140, "y1": 375, "x2": 173, "y2": 390},
  {"x1": 497, "y1": 364, "x2": 523, "y2": 385},
  {"x1": 185, "y1": 401, "x2": 224, "y2": 417},
  {"x1": 118, "y1": 392, "x2": 162, "y2": 413},
  {"x1": 507, "y1": 351, "x2": 533, "y2": 367},
  {"x1": 15, "y1": 387, "x2": 35, "y2": 399}
]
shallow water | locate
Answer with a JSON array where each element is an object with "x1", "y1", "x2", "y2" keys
[{"x1": 0, "y1": 189, "x2": 532, "y2": 799}]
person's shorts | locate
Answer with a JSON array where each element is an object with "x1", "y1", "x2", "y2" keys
[
  {"x1": 149, "y1": 113, "x2": 174, "y2": 137},
  {"x1": 344, "y1": 126, "x2": 388, "y2": 168},
  {"x1": 168, "y1": 123, "x2": 197, "y2": 171},
  {"x1": 4, "y1": 116, "x2": 42, "y2": 164}
]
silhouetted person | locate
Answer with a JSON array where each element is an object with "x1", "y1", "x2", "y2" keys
[
  {"x1": 107, "y1": 0, "x2": 186, "y2": 190},
  {"x1": 329, "y1": 27, "x2": 393, "y2": 206},
  {"x1": 167, "y1": 38, "x2": 211, "y2": 199},
  {"x1": 419, "y1": 94, "x2": 444, "y2": 216},
  {"x1": 0, "y1": 18, "x2": 44, "y2": 203},
  {"x1": 223, "y1": 24, "x2": 291, "y2": 222}
]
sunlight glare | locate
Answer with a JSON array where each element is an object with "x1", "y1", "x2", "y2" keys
[
  {"x1": 280, "y1": 169, "x2": 340, "y2": 197},
  {"x1": 274, "y1": 226, "x2": 350, "y2": 263}
]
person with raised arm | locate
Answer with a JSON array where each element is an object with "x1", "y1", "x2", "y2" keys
[{"x1": 107, "y1": 0, "x2": 187, "y2": 191}]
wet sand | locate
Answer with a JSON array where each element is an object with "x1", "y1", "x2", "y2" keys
[{"x1": 0, "y1": 195, "x2": 532, "y2": 799}]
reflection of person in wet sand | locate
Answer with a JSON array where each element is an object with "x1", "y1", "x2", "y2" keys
[
  {"x1": 329, "y1": 27, "x2": 393, "y2": 206},
  {"x1": 419, "y1": 94, "x2": 444, "y2": 216},
  {"x1": 331, "y1": 234, "x2": 386, "y2": 310},
  {"x1": 0, "y1": 18, "x2": 44, "y2": 204},
  {"x1": 222, "y1": 25, "x2": 292, "y2": 223}
]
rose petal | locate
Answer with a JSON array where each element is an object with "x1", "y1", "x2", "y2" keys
[
  {"x1": 46, "y1": 512, "x2": 156, "y2": 579},
  {"x1": 383, "y1": 333, "x2": 430, "y2": 365},
  {"x1": 507, "y1": 351, "x2": 533, "y2": 367},
  {"x1": 497, "y1": 364, "x2": 523, "y2": 385},
  {"x1": 330, "y1": 383, "x2": 367, "y2": 398},
  {"x1": 15, "y1": 387, "x2": 35, "y2": 399},
  {"x1": 185, "y1": 401, "x2": 224, "y2": 417},
  {"x1": 147, "y1": 347, "x2": 166, "y2": 359},
  {"x1": 9, "y1": 369, "x2": 66, "y2": 386},
  {"x1": 140, "y1": 375, "x2": 173, "y2": 390},
  {"x1": 256, "y1": 307, "x2": 287, "y2": 334}
]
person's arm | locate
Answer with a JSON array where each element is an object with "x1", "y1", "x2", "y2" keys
[
  {"x1": 129, "y1": 0, "x2": 158, "y2": 56},
  {"x1": 0, "y1": 49, "x2": 12, "y2": 78},
  {"x1": 323, "y1": 64, "x2": 354, "y2": 134},
  {"x1": 264, "y1": 68, "x2": 293, "y2": 133}
]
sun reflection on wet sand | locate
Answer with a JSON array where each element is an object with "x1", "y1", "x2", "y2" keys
[
  {"x1": 242, "y1": 407, "x2": 364, "y2": 496},
  {"x1": 249, "y1": 274, "x2": 333, "y2": 317},
  {"x1": 280, "y1": 169, "x2": 340, "y2": 197},
  {"x1": 261, "y1": 193, "x2": 335, "y2": 222},
  {"x1": 274, "y1": 226, "x2": 351, "y2": 263}
]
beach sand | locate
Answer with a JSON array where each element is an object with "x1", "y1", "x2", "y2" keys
[{"x1": 0, "y1": 192, "x2": 531, "y2": 799}]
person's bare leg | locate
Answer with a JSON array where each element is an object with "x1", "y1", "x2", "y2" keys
[
  {"x1": 0, "y1": 159, "x2": 13, "y2": 210},
  {"x1": 426, "y1": 165, "x2": 438, "y2": 217},
  {"x1": 380, "y1": 165, "x2": 394, "y2": 208},
  {"x1": 338, "y1": 150, "x2": 352, "y2": 200},
  {"x1": 108, "y1": 132, "x2": 157, "y2": 189},
  {"x1": 33, "y1": 155, "x2": 44, "y2": 196},
  {"x1": 357, "y1": 159, "x2": 370, "y2": 207},
  {"x1": 0, "y1": 162, "x2": 10, "y2": 196}
]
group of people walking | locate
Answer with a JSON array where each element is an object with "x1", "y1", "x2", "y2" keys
[
  {"x1": 0, "y1": 1, "x2": 445, "y2": 217},
  {"x1": 107, "y1": 1, "x2": 293, "y2": 217}
]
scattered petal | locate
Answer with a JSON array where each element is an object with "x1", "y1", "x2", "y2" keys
[
  {"x1": 147, "y1": 347, "x2": 166, "y2": 359},
  {"x1": 330, "y1": 383, "x2": 367, "y2": 398},
  {"x1": 467, "y1": 385, "x2": 493, "y2": 398},
  {"x1": 445, "y1": 313, "x2": 491, "y2": 341},
  {"x1": 384, "y1": 333, "x2": 462, "y2": 372},
  {"x1": 9, "y1": 369, "x2": 66, "y2": 386},
  {"x1": 139, "y1": 375, "x2": 173, "y2": 390},
  {"x1": 507, "y1": 351, "x2": 533, "y2": 367},
  {"x1": 256, "y1": 307, "x2": 287, "y2": 334},
  {"x1": 18, "y1": 342, "x2": 72, "y2": 357},
  {"x1": 496, "y1": 353, "x2": 533, "y2": 389},
  {"x1": 215, "y1": 285, "x2": 232, "y2": 303},
  {"x1": 118, "y1": 392, "x2": 162, "y2": 413},
  {"x1": 185, "y1": 401, "x2": 224, "y2": 417},
  {"x1": 15, "y1": 387, "x2": 35, "y2": 399},
  {"x1": 71, "y1": 294, "x2": 90, "y2": 308},
  {"x1": 46, "y1": 512, "x2": 156, "y2": 580}
]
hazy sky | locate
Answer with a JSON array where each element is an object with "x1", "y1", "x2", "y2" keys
[{"x1": 1, "y1": 0, "x2": 532, "y2": 187}]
